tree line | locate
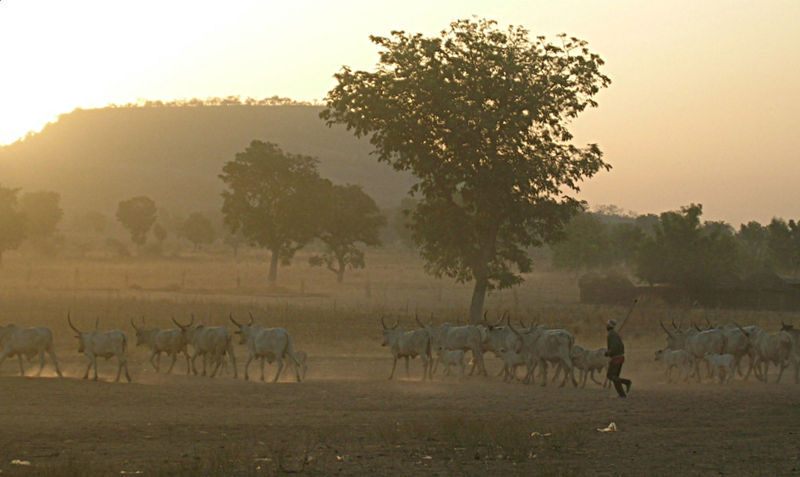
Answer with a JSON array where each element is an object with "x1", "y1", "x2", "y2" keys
[{"x1": 552, "y1": 203, "x2": 800, "y2": 290}]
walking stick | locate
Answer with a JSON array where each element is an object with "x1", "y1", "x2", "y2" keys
[{"x1": 616, "y1": 298, "x2": 638, "y2": 333}]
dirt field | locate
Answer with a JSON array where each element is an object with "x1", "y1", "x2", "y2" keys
[
  {"x1": 0, "y1": 347, "x2": 799, "y2": 476},
  {"x1": 1, "y1": 259, "x2": 799, "y2": 476}
]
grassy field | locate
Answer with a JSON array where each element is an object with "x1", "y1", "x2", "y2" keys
[{"x1": 0, "y1": 251, "x2": 799, "y2": 476}]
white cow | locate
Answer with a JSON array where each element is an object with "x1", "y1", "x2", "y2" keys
[
  {"x1": 381, "y1": 317, "x2": 432, "y2": 380},
  {"x1": 703, "y1": 353, "x2": 736, "y2": 384},
  {"x1": 737, "y1": 324, "x2": 795, "y2": 384},
  {"x1": 496, "y1": 347, "x2": 527, "y2": 382},
  {"x1": 433, "y1": 348, "x2": 466, "y2": 377},
  {"x1": 508, "y1": 323, "x2": 575, "y2": 387},
  {"x1": 654, "y1": 348, "x2": 690, "y2": 382},
  {"x1": 173, "y1": 316, "x2": 237, "y2": 379},
  {"x1": 660, "y1": 322, "x2": 726, "y2": 381},
  {"x1": 68, "y1": 314, "x2": 131, "y2": 382},
  {"x1": 131, "y1": 318, "x2": 190, "y2": 374},
  {"x1": 0, "y1": 324, "x2": 63, "y2": 377},
  {"x1": 425, "y1": 322, "x2": 485, "y2": 376},
  {"x1": 229, "y1": 314, "x2": 301, "y2": 382},
  {"x1": 571, "y1": 345, "x2": 608, "y2": 387}
]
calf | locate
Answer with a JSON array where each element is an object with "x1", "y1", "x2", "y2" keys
[
  {"x1": 571, "y1": 345, "x2": 608, "y2": 387},
  {"x1": 703, "y1": 353, "x2": 736, "y2": 384},
  {"x1": 654, "y1": 348, "x2": 690, "y2": 382}
]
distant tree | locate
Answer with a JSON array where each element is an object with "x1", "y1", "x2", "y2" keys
[
  {"x1": 20, "y1": 190, "x2": 63, "y2": 241},
  {"x1": 765, "y1": 218, "x2": 800, "y2": 275},
  {"x1": 551, "y1": 212, "x2": 611, "y2": 271},
  {"x1": 321, "y1": 18, "x2": 610, "y2": 323},
  {"x1": 116, "y1": 196, "x2": 157, "y2": 247},
  {"x1": 180, "y1": 213, "x2": 216, "y2": 251},
  {"x1": 635, "y1": 204, "x2": 738, "y2": 289},
  {"x1": 223, "y1": 229, "x2": 247, "y2": 257},
  {"x1": 737, "y1": 221, "x2": 769, "y2": 274},
  {"x1": 309, "y1": 183, "x2": 386, "y2": 283},
  {"x1": 608, "y1": 222, "x2": 646, "y2": 267},
  {"x1": 152, "y1": 223, "x2": 167, "y2": 245},
  {"x1": 220, "y1": 140, "x2": 323, "y2": 283},
  {"x1": 0, "y1": 185, "x2": 26, "y2": 265}
]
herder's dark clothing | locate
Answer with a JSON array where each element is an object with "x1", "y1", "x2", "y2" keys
[{"x1": 606, "y1": 328, "x2": 631, "y2": 397}]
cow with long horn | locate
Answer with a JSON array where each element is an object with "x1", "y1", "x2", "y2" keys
[
  {"x1": 381, "y1": 317, "x2": 432, "y2": 380},
  {"x1": 131, "y1": 317, "x2": 190, "y2": 374},
  {"x1": 737, "y1": 322, "x2": 795, "y2": 384},
  {"x1": 173, "y1": 315, "x2": 236, "y2": 378},
  {"x1": 69, "y1": 312, "x2": 131, "y2": 382},
  {"x1": 230, "y1": 313, "x2": 301, "y2": 382}
]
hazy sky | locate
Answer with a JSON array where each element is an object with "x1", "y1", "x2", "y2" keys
[{"x1": 1, "y1": 0, "x2": 798, "y2": 225}]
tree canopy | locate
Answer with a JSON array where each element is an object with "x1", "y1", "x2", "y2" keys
[
  {"x1": 180, "y1": 212, "x2": 216, "y2": 250},
  {"x1": 0, "y1": 185, "x2": 26, "y2": 264},
  {"x1": 309, "y1": 183, "x2": 386, "y2": 283},
  {"x1": 220, "y1": 140, "x2": 323, "y2": 283},
  {"x1": 116, "y1": 196, "x2": 157, "y2": 247},
  {"x1": 321, "y1": 18, "x2": 611, "y2": 322}
]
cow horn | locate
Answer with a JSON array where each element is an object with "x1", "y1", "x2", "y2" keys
[
  {"x1": 660, "y1": 321, "x2": 675, "y2": 338},
  {"x1": 229, "y1": 313, "x2": 242, "y2": 327},
  {"x1": 172, "y1": 316, "x2": 191, "y2": 330},
  {"x1": 94, "y1": 317, "x2": 100, "y2": 330},
  {"x1": 507, "y1": 321, "x2": 522, "y2": 338},
  {"x1": 704, "y1": 317, "x2": 713, "y2": 329},
  {"x1": 416, "y1": 314, "x2": 425, "y2": 328},
  {"x1": 130, "y1": 318, "x2": 140, "y2": 331},
  {"x1": 734, "y1": 322, "x2": 749, "y2": 337},
  {"x1": 67, "y1": 312, "x2": 82, "y2": 334},
  {"x1": 247, "y1": 312, "x2": 255, "y2": 326},
  {"x1": 693, "y1": 323, "x2": 702, "y2": 332},
  {"x1": 392, "y1": 319, "x2": 399, "y2": 330},
  {"x1": 380, "y1": 316, "x2": 388, "y2": 329}
]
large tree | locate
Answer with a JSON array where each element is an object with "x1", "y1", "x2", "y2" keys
[
  {"x1": 635, "y1": 204, "x2": 739, "y2": 289},
  {"x1": 20, "y1": 190, "x2": 63, "y2": 241},
  {"x1": 116, "y1": 196, "x2": 157, "y2": 247},
  {"x1": 220, "y1": 140, "x2": 323, "y2": 283},
  {"x1": 180, "y1": 212, "x2": 216, "y2": 251},
  {"x1": 0, "y1": 185, "x2": 26, "y2": 265},
  {"x1": 309, "y1": 182, "x2": 386, "y2": 283},
  {"x1": 321, "y1": 18, "x2": 611, "y2": 322}
]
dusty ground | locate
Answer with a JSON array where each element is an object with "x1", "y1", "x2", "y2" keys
[{"x1": 0, "y1": 347, "x2": 799, "y2": 476}]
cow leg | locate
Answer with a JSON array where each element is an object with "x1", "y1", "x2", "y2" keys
[
  {"x1": 273, "y1": 357, "x2": 283, "y2": 383},
  {"x1": 776, "y1": 360, "x2": 786, "y2": 384},
  {"x1": 83, "y1": 358, "x2": 92, "y2": 379},
  {"x1": 190, "y1": 352, "x2": 199, "y2": 375},
  {"x1": 209, "y1": 355, "x2": 223, "y2": 378},
  {"x1": 260, "y1": 356, "x2": 266, "y2": 381},
  {"x1": 388, "y1": 356, "x2": 398, "y2": 380},
  {"x1": 184, "y1": 350, "x2": 192, "y2": 375},
  {"x1": 243, "y1": 353, "x2": 253, "y2": 381},
  {"x1": 48, "y1": 348, "x2": 63, "y2": 378},
  {"x1": 36, "y1": 349, "x2": 47, "y2": 376},
  {"x1": 540, "y1": 360, "x2": 548, "y2": 387},
  {"x1": 93, "y1": 357, "x2": 99, "y2": 381},
  {"x1": 166, "y1": 353, "x2": 178, "y2": 374},
  {"x1": 150, "y1": 351, "x2": 159, "y2": 372},
  {"x1": 17, "y1": 354, "x2": 25, "y2": 376},
  {"x1": 227, "y1": 341, "x2": 237, "y2": 379}
]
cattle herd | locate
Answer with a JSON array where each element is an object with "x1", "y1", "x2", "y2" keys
[
  {"x1": 0, "y1": 311, "x2": 798, "y2": 387},
  {"x1": 381, "y1": 313, "x2": 800, "y2": 387},
  {"x1": 0, "y1": 312, "x2": 306, "y2": 383}
]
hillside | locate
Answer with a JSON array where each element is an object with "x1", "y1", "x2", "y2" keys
[{"x1": 0, "y1": 105, "x2": 414, "y2": 217}]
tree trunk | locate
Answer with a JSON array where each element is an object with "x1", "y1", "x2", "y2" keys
[
  {"x1": 268, "y1": 249, "x2": 279, "y2": 283},
  {"x1": 468, "y1": 273, "x2": 488, "y2": 324},
  {"x1": 336, "y1": 255, "x2": 346, "y2": 284}
]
